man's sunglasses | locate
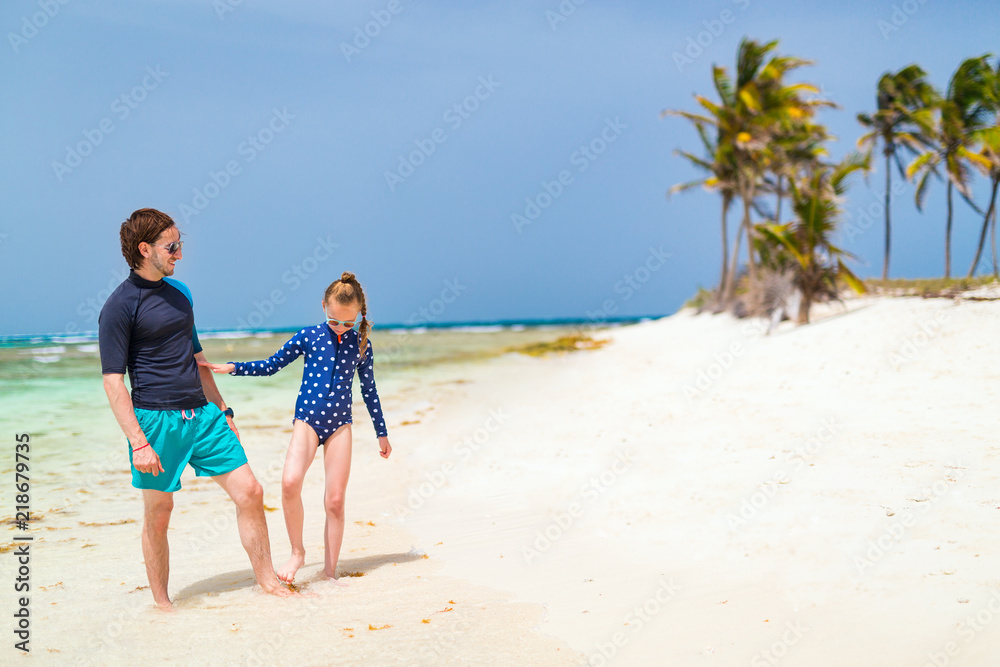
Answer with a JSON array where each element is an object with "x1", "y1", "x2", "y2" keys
[{"x1": 149, "y1": 240, "x2": 184, "y2": 255}]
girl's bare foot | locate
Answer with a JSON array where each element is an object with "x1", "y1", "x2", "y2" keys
[
  {"x1": 277, "y1": 551, "x2": 306, "y2": 583},
  {"x1": 320, "y1": 569, "x2": 349, "y2": 587}
]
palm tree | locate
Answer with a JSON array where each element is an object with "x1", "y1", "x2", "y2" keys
[
  {"x1": 667, "y1": 118, "x2": 737, "y2": 306},
  {"x1": 766, "y1": 119, "x2": 833, "y2": 247},
  {"x1": 858, "y1": 65, "x2": 938, "y2": 280},
  {"x1": 969, "y1": 58, "x2": 1000, "y2": 277},
  {"x1": 664, "y1": 62, "x2": 749, "y2": 304},
  {"x1": 967, "y1": 141, "x2": 999, "y2": 277},
  {"x1": 666, "y1": 38, "x2": 829, "y2": 304},
  {"x1": 730, "y1": 41, "x2": 833, "y2": 297},
  {"x1": 756, "y1": 153, "x2": 870, "y2": 323},
  {"x1": 907, "y1": 56, "x2": 992, "y2": 278}
]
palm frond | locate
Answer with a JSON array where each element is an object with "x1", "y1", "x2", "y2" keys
[
  {"x1": 668, "y1": 178, "x2": 710, "y2": 198},
  {"x1": 837, "y1": 260, "x2": 867, "y2": 294},
  {"x1": 914, "y1": 169, "x2": 934, "y2": 211}
]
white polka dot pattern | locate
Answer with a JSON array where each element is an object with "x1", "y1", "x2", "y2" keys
[{"x1": 228, "y1": 324, "x2": 387, "y2": 441}]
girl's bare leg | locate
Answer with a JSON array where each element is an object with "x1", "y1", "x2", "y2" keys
[
  {"x1": 277, "y1": 419, "x2": 320, "y2": 583},
  {"x1": 320, "y1": 424, "x2": 352, "y2": 581}
]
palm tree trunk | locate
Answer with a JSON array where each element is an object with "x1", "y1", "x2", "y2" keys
[
  {"x1": 945, "y1": 181, "x2": 953, "y2": 279},
  {"x1": 743, "y1": 193, "x2": 757, "y2": 282},
  {"x1": 968, "y1": 176, "x2": 999, "y2": 277},
  {"x1": 775, "y1": 174, "x2": 784, "y2": 225},
  {"x1": 723, "y1": 212, "x2": 746, "y2": 303},
  {"x1": 796, "y1": 284, "x2": 812, "y2": 324},
  {"x1": 882, "y1": 150, "x2": 892, "y2": 281},
  {"x1": 717, "y1": 194, "x2": 731, "y2": 303},
  {"x1": 991, "y1": 206, "x2": 998, "y2": 278}
]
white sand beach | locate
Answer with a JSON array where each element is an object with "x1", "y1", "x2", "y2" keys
[
  {"x1": 387, "y1": 292, "x2": 1000, "y2": 665},
  {"x1": 6, "y1": 293, "x2": 1000, "y2": 665}
]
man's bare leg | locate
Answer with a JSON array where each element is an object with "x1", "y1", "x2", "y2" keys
[
  {"x1": 320, "y1": 424, "x2": 352, "y2": 582},
  {"x1": 141, "y1": 489, "x2": 175, "y2": 611},
  {"x1": 213, "y1": 464, "x2": 297, "y2": 597},
  {"x1": 277, "y1": 420, "x2": 320, "y2": 583}
]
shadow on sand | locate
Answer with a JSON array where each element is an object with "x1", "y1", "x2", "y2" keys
[{"x1": 172, "y1": 551, "x2": 426, "y2": 603}]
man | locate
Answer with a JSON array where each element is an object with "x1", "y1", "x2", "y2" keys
[{"x1": 99, "y1": 208, "x2": 297, "y2": 610}]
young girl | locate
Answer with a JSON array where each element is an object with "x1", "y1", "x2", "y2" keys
[{"x1": 200, "y1": 271, "x2": 391, "y2": 584}]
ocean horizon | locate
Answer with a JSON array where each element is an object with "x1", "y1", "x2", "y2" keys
[{"x1": 0, "y1": 314, "x2": 664, "y2": 349}]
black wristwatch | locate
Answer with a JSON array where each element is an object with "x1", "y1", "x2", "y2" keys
[{"x1": 223, "y1": 407, "x2": 235, "y2": 419}]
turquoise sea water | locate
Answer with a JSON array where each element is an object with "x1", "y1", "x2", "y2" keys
[
  {"x1": 0, "y1": 320, "x2": 648, "y2": 661},
  {"x1": 0, "y1": 321, "x2": 647, "y2": 487}
]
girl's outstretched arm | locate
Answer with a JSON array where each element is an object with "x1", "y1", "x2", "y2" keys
[
  {"x1": 194, "y1": 351, "x2": 239, "y2": 440},
  {"x1": 357, "y1": 339, "x2": 388, "y2": 439},
  {"x1": 220, "y1": 329, "x2": 308, "y2": 377},
  {"x1": 199, "y1": 361, "x2": 235, "y2": 374}
]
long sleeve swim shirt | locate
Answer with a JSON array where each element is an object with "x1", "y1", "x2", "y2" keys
[
  {"x1": 229, "y1": 325, "x2": 387, "y2": 438},
  {"x1": 98, "y1": 271, "x2": 207, "y2": 411}
]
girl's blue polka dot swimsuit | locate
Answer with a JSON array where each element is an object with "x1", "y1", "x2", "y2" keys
[{"x1": 229, "y1": 325, "x2": 387, "y2": 444}]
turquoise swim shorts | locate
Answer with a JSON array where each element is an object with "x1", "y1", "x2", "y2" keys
[{"x1": 129, "y1": 403, "x2": 248, "y2": 492}]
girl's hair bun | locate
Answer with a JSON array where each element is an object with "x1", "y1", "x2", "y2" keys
[{"x1": 340, "y1": 271, "x2": 355, "y2": 282}]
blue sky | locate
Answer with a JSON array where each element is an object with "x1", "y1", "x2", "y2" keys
[{"x1": 2, "y1": 0, "x2": 997, "y2": 336}]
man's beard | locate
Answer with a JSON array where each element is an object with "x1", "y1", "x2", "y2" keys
[{"x1": 149, "y1": 251, "x2": 172, "y2": 276}]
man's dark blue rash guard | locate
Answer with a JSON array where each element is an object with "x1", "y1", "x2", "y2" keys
[{"x1": 98, "y1": 270, "x2": 208, "y2": 411}]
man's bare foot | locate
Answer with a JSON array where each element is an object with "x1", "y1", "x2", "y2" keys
[
  {"x1": 259, "y1": 580, "x2": 316, "y2": 598},
  {"x1": 153, "y1": 600, "x2": 176, "y2": 613},
  {"x1": 320, "y1": 569, "x2": 349, "y2": 587},
  {"x1": 277, "y1": 552, "x2": 306, "y2": 583}
]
